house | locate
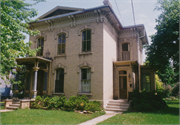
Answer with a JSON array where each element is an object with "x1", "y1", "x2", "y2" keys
[{"x1": 15, "y1": 0, "x2": 156, "y2": 108}]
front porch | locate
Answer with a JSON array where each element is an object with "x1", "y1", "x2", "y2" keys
[
  {"x1": 16, "y1": 56, "x2": 52, "y2": 99},
  {"x1": 113, "y1": 61, "x2": 156, "y2": 100}
]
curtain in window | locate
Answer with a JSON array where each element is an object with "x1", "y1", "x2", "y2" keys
[{"x1": 81, "y1": 68, "x2": 91, "y2": 92}]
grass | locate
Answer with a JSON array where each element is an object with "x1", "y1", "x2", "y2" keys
[
  {"x1": 0, "y1": 105, "x2": 4, "y2": 109},
  {"x1": 1, "y1": 109, "x2": 105, "y2": 124},
  {"x1": 98, "y1": 100, "x2": 179, "y2": 124}
]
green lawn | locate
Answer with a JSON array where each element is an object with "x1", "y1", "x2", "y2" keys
[
  {"x1": 98, "y1": 100, "x2": 179, "y2": 124},
  {"x1": 1, "y1": 109, "x2": 105, "y2": 124}
]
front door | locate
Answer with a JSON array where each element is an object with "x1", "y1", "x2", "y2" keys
[
  {"x1": 37, "y1": 70, "x2": 44, "y2": 96},
  {"x1": 119, "y1": 76, "x2": 127, "y2": 99}
]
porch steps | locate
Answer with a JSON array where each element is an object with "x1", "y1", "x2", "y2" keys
[
  {"x1": 6, "y1": 100, "x2": 20, "y2": 110},
  {"x1": 105, "y1": 99, "x2": 129, "y2": 113}
]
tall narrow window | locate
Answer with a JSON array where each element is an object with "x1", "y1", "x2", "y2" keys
[
  {"x1": 81, "y1": 68, "x2": 91, "y2": 93},
  {"x1": 141, "y1": 73, "x2": 151, "y2": 91},
  {"x1": 82, "y1": 29, "x2": 91, "y2": 52},
  {"x1": 122, "y1": 43, "x2": 130, "y2": 60},
  {"x1": 58, "y1": 33, "x2": 66, "y2": 54},
  {"x1": 37, "y1": 38, "x2": 44, "y2": 56},
  {"x1": 55, "y1": 68, "x2": 64, "y2": 93}
]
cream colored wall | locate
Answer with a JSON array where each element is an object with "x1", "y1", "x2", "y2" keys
[
  {"x1": 30, "y1": 22, "x2": 104, "y2": 101},
  {"x1": 103, "y1": 23, "x2": 117, "y2": 107}
]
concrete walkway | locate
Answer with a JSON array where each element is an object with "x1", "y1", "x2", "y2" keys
[
  {"x1": 79, "y1": 113, "x2": 117, "y2": 125},
  {"x1": 0, "y1": 109, "x2": 14, "y2": 112}
]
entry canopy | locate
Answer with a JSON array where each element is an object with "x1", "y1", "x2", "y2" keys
[{"x1": 16, "y1": 56, "x2": 52, "y2": 65}]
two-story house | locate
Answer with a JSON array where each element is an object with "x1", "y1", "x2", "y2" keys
[{"x1": 16, "y1": 0, "x2": 156, "y2": 108}]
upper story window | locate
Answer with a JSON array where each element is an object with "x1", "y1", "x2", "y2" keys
[
  {"x1": 58, "y1": 33, "x2": 66, "y2": 55},
  {"x1": 37, "y1": 37, "x2": 44, "y2": 56},
  {"x1": 82, "y1": 29, "x2": 91, "y2": 52},
  {"x1": 122, "y1": 43, "x2": 130, "y2": 60}
]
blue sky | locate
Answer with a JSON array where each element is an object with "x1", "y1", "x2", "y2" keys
[{"x1": 26, "y1": 0, "x2": 162, "y2": 62}]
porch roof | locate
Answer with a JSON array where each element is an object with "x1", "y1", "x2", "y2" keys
[
  {"x1": 16, "y1": 56, "x2": 52, "y2": 65},
  {"x1": 114, "y1": 61, "x2": 137, "y2": 66}
]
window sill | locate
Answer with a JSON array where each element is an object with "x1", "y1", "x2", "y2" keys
[
  {"x1": 52, "y1": 93, "x2": 65, "y2": 95},
  {"x1": 79, "y1": 52, "x2": 93, "y2": 55},
  {"x1": 54, "y1": 54, "x2": 66, "y2": 58},
  {"x1": 78, "y1": 92, "x2": 92, "y2": 95}
]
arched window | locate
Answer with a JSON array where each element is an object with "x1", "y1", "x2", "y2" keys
[
  {"x1": 122, "y1": 43, "x2": 130, "y2": 60},
  {"x1": 55, "y1": 68, "x2": 64, "y2": 93},
  {"x1": 37, "y1": 37, "x2": 44, "y2": 56},
  {"x1": 81, "y1": 68, "x2": 91, "y2": 93},
  {"x1": 82, "y1": 29, "x2": 91, "y2": 52},
  {"x1": 58, "y1": 33, "x2": 66, "y2": 55}
]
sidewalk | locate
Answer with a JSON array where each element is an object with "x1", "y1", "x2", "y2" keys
[
  {"x1": 78, "y1": 113, "x2": 117, "y2": 125},
  {"x1": 0, "y1": 109, "x2": 14, "y2": 112}
]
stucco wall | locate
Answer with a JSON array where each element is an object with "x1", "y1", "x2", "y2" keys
[{"x1": 103, "y1": 23, "x2": 117, "y2": 107}]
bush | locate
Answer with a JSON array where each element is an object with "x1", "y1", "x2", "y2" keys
[
  {"x1": 172, "y1": 83, "x2": 179, "y2": 97},
  {"x1": 131, "y1": 90, "x2": 167, "y2": 112},
  {"x1": 85, "y1": 101, "x2": 101, "y2": 112},
  {"x1": 64, "y1": 95, "x2": 89, "y2": 111},
  {"x1": 32, "y1": 95, "x2": 102, "y2": 112}
]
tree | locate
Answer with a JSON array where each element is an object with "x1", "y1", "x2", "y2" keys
[
  {"x1": 145, "y1": 0, "x2": 179, "y2": 84},
  {"x1": 0, "y1": 0, "x2": 45, "y2": 78}
]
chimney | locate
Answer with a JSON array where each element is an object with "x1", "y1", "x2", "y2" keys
[{"x1": 103, "y1": 0, "x2": 112, "y2": 8}]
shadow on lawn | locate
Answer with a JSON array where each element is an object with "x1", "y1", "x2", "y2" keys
[{"x1": 125, "y1": 105, "x2": 179, "y2": 116}]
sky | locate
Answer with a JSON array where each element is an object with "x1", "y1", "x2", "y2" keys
[{"x1": 25, "y1": 0, "x2": 162, "y2": 62}]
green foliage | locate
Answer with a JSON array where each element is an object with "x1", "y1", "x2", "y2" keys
[
  {"x1": 98, "y1": 100, "x2": 179, "y2": 124},
  {"x1": 131, "y1": 90, "x2": 167, "y2": 112},
  {"x1": 85, "y1": 101, "x2": 101, "y2": 112},
  {"x1": 155, "y1": 74, "x2": 164, "y2": 90},
  {"x1": 31, "y1": 95, "x2": 102, "y2": 112},
  {"x1": 145, "y1": 0, "x2": 179, "y2": 84},
  {"x1": 0, "y1": 0, "x2": 45, "y2": 78},
  {"x1": 171, "y1": 83, "x2": 179, "y2": 97}
]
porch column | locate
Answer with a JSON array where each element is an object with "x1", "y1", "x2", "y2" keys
[
  {"x1": 31, "y1": 63, "x2": 39, "y2": 99},
  {"x1": 24, "y1": 70, "x2": 30, "y2": 98},
  {"x1": 13, "y1": 68, "x2": 20, "y2": 99}
]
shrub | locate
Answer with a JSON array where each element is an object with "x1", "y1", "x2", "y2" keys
[
  {"x1": 131, "y1": 90, "x2": 167, "y2": 112},
  {"x1": 85, "y1": 101, "x2": 101, "y2": 112},
  {"x1": 32, "y1": 95, "x2": 102, "y2": 112},
  {"x1": 172, "y1": 83, "x2": 179, "y2": 97}
]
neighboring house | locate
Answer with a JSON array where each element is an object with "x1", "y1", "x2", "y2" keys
[
  {"x1": 16, "y1": 0, "x2": 156, "y2": 108},
  {"x1": 0, "y1": 69, "x2": 15, "y2": 99}
]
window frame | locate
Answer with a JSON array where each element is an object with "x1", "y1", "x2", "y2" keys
[
  {"x1": 141, "y1": 73, "x2": 151, "y2": 91},
  {"x1": 80, "y1": 67, "x2": 91, "y2": 93},
  {"x1": 55, "y1": 68, "x2": 64, "y2": 93},
  {"x1": 82, "y1": 29, "x2": 91, "y2": 52},
  {"x1": 37, "y1": 37, "x2": 44, "y2": 56},
  {"x1": 57, "y1": 33, "x2": 66, "y2": 55},
  {"x1": 122, "y1": 43, "x2": 130, "y2": 60}
]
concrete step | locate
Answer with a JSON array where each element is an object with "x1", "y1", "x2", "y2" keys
[
  {"x1": 106, "y1": 105, "x2": 129, "y2": 109},
  {"x1": 109, "y1": 100, "x2": 128, "y2": 103},
  {"x1": 105, "y1": 111, "x2": 123, "y2": 114},
  {"x1": 107, "y1": 103, "x2": 129, "y2": 106},
  {"x1": 109, "y1": 99, "x2": 128, "y2": 102},
  {"x1": 9, "y1": 104, "x2": 20, "y2": 107},
  {"x1": 12, "y1": 101, "x2": 20, "y2": 104},
  {"x1": 6, "y1": 106, "x2": 19, "y2": 110},
  {"x1": 105, "y1": 108, "x2": 128, "y2": 112}
]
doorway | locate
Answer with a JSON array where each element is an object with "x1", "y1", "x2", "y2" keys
[{"x1": 119, "y1": 71, "x2": 127, "y2": 99}]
